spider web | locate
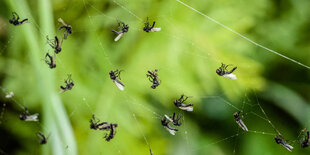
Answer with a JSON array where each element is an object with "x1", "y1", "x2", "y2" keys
[
  {"x1": 0, "y1": 0, "x2": 309, "y2": 154},
  {"x1": 77, "y1": 0, "x2": 308, "y2": 154},
  {"x1": 0, "y1": 3, "x2": 77, "y2": 154},
  {"x1": 0, "y1": 87, "x2": 51, "y2": 155}
]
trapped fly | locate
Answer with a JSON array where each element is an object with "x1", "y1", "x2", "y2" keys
[
  {"x1": 174, "y1": 94, "x2": 193, "y2": 111},
  {"x1": 164, "y1": 112, "x2": 182, "y2": 126},
  {"x1": 60, "y1": 74, "x2": 74, "y2": 93},
  {"x1": 104, "y1": 123, "x2": 118, "y2": 142},
  {"x1": 45, "y1": 52, "x2": 56, "y2": 69},
  {"x1": 161, "y1": 117, "x2": 178, "y2": 135},
  {"x1": 299, "y1": 129, "x2": 309, "y2": 148},
  {"x1": 143, "y1": 17, "x2": 161, "y2": 32},
  {"x1": 89, "y1": 114, "x2": 117, "y2": 130},
  {"x1": 112, "y1": 22, "x2": 129, "y2": 42},
  {"x1": 19, "y1": 107, "x2": 39, "y2": 122},
  {"x1": 89, "y1": 114, "x2": 118, "y2": 141},
  {"x1": 146, "y1": 69, "x2": 160, "y2": 89},
  {"x1": 89, "y1": 114, "x2": 107, "y2": 130},
  {"x1": 274, "y1": 135, "x2": 293, "y2": 152},
  {"x1": 216, "y1": 63, "x2": 237, "y2": 80},
  {"x1": 9, "y1": 12, "x2": 28, "y2": 26},
  {"x1": 233, "y1": 111, "x2": 248, "y2": 132},
  {"x1": 5, "y1": 91, "x2": 14, "y2": 98},
  {"x1": 58, "y1": 18, "x2": 72, "y2": 39},
  {"x1": 46, "y1": 36, "x2": 62, "y2": 54},
  {"x1": 37, "y1": 132, "x2": 49, "y2": 145},
  {"x1": 109, "y1": 70, "x2": 125, "y2": 91}
]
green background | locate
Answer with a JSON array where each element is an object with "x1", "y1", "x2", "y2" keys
[{"x1": 0, "y1": 0, "x2": 310, "y2": 154}]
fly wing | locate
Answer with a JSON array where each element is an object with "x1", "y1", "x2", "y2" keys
[
  {"x1": 25, "y1": 113, "x2": 39, "y2": 121},
  {"x1": 281, "y1": 143, "x2": 293, "y2": 152},
  {"x1": 98, "y1": 123, "x2": 111, "y2": 130},
  {"x1": 5, "y1": 92, "x2": 14, "y2": 98},
  {"x1": 58, "y1": 18, "x2": 67, "y2": 26},
  {"x1": 164, "y1": 115, "x2": 174, "y2": 123},
  {"x1": 179, "y1": 106, "x2": 193, "y2": 111},
  {"x1": 114, "y1": 33, "x2": 123, "y2": 42},
  {"x1": 223, "y1": 73, "x2": 237, "y2": 80},
  {"x1": 59, "y1": 89, "x2": 67, "y2": 94},
  {"x1": 58, "y1": 38, "x2": 63, "y2": 47},
  {"x1": 52, "y1": 54, "x2": 56, "y2": 65},
  {"x1": 164, "y1": 126, "x2": 176, "y2": 135},
  {"x1": 236, "y1": 120, "x2": 248, "y2": 132},
  {"x1": 114, "y1": 79, "x2": 125, "y2": 91},
  {"x1": 150, "y1": 27, "x2": 161, "y2": 32}
]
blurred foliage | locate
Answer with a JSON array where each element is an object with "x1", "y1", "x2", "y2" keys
[{"x1": 0, "y1": 0, "x2": 310, "y2": 154}]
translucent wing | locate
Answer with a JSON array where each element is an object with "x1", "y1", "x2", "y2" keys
[
  {"x1": 164, "y1": 126, "x2": 176, "y2": 135},
  {"x1": 179, "y1": 106, "x2": 193, "y2": 111},
  {"x1": 98, "y1": 123, "x2": 111, "y2": 130},
  {"x1": 59, "y1": 87, "x2": 68, "y2": 93},
  {"x1": 281, "y1": 143, "x2": 293, "y2": 152},
  {"x1": 58, "y1": 18, "x2": 67, "y2": 26},
  {"x1": 52, "y1": 54, "x2": 56, "y2": 65},
  {"x1": 58, "y1": 38, "x2": 63, "y2": 47},
  {"x1": 114, "y1": 33, "x2": 124, "y2": 42},
  {"x1": 5, "y1": 92, "x2": 14, "y2": 98},
  {"x1": 236, "y1": 120, "x2": 248, "y2": 132},
  {"x1": 114, "y1": 79, "x2": 125, "y2": 91},
  {"x1": 25, "y1": 113, "x2": 39, "y2": 121},
  {"x1": 150, "y1": 27, "x2": 161, "y2": 32},
  {"x1": 223, "y1": 73, "x2": 237, "y2": 80},
  {"x1": 164, "y1": 115, "x2": 174, "y2": 123}
]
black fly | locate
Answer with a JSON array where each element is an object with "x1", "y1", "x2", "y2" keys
[
  {"x1": 60, "y1": 74, "x2": 74, "y2": 93},
  {"x1": 37, "y1": 132, "x2": 49, "y2": 145},
  {"x1": 9, "y1": 12, "x2": 28, "y2": 26},
  {"x1": 161, "y1": 116, "x2": 178, "y2": 135},
  {"x1": 58, "y1": 18, "x2": 72, "y2": 39},
  {"x1": 143, "y1": 17, "x2": 161, "y2": 32},
  {"x1": 146, "y1": 69, "x2": 160, "y2": 89},
  {"x1": 174, "y1": 94, "x2": 193, "y2": 111},
  {"x1": 90, "y1": 114, "x2": 118, "y2": 141},
  {"x1": 46, "y1": 36, "x2": 62, "y2": 54},
  {"x1": 90, "y1": 114, "x2": 117, "y2": 130},
  {"x1": 299, "y1": 129, "x2": 309, "y2": 148},
  {"x1": 104, "y1": 123, "x2": 118, "y2": 142},
  {"x1": 90, "y1": 114, "x2": 106, "y2": 130},
  {"x1": 164, "y1": 112, "x2": 182, "y2": 126},
  {"x1": 233, "y1": 111, "x2": 248, "y2": 132},
  {"x1": 216, "y1": 63, "x2": 237, "y2": 80},
  {"x1": 45, "y1": 52, "x2": 56, "y2": 69},
  {"x1": 5, "y1": 91, "x2": 14, "y2": 98},
  {"x1": 109, "y1": 70, "x2": 125, "y2": 91},
  {"x1": 112, "y1": 21, "x2": 129, "y2": 42},
  {"x1": 274, "y1": 134, "x2": 293, "y2": 152},
  {"x1": 19, "y1": 107, "x2": 39, "y2": 122}
]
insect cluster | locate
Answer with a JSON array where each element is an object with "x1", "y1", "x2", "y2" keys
[
  {"x1": 89, "y1": 114, "x2": 118, "y2": 141},
  {"x1": 146, "y1": 69, "x2": 160, "y2": 89},
  {"x1": 111, "y1": 17, "x2": 161, "y2": 42},
  {"x1": 18, "y1": 107, "x2": 48, "y2": 144},
  {"x1": 44, "y1": 17, "x2": 72, "y2": 70},
  {"x1": 7, "y1": 11, "x2": 309, "y2": 154},
  {"x1": 8, "y1": 13, "x2": 75, "y2": 145}
]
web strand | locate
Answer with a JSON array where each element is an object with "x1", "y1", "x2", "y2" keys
[
  {"x1": 253, "y1": 91, "x2": 281, "y2": 135},
  {"x1": 112, "y1": 0, "x2": 143, "y2": 22},
  {"x1": 82, "y1": 1, "x2": 157, "y2": 154},
  {"x1": 102, "y1": 0, "x2": 287, "y2": 150},
  {"x1": 176, "y1": 0, "x2": 310, "y2": 70}
]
